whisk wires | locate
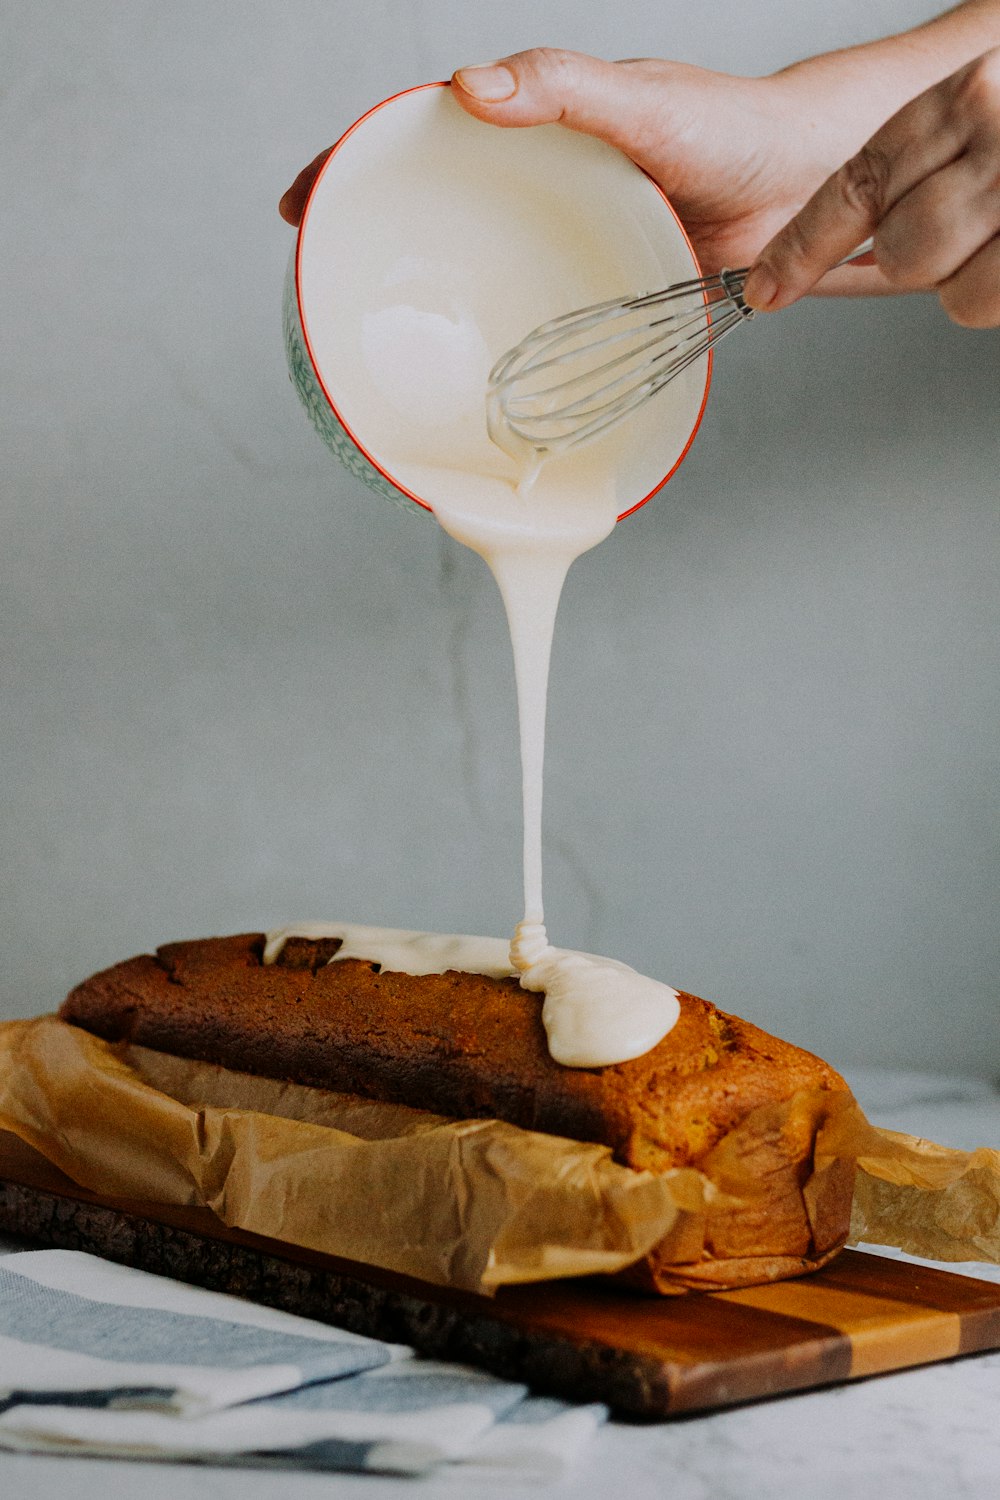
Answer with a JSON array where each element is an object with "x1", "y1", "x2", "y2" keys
[{"x1": 487, "y1": 268, "x2": 753, "y2": 458}]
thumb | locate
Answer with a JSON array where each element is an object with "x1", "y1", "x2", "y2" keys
[{"x1": 451, "y1": 48, "x2": 646, "y2": 156}]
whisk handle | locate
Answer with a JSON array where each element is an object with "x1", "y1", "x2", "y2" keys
[
  {"x1": 834, "y1": 237, "x2": 876, "y2": 268},
  {"x1": 725, "y1": 237, "x2": 874, "y2": 299}
]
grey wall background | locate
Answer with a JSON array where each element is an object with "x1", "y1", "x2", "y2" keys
[{"x1": 2, "y1": 1, "x2": 997, "y2": 1076}]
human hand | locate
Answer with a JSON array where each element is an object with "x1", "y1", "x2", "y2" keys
[
  {"x1": 279, "y1": 48, "x2": 848, "y2": 274},
  {"x1": 444, "y1": 49, "x2": 840, "y2": 274},
  {"x1": 744, "y1": 48, "x2": 1000, "y2": 326}
]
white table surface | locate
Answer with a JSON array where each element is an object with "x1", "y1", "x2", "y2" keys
[{"x1": 2, "y1": 1067, "x2": 998, "y2": 1500}]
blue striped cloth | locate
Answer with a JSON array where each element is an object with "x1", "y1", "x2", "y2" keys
[{"x1": 0, "y1": 1250, "x2": 604, "y2": 1475}]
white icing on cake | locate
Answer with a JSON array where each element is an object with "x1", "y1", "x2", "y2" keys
[
  {"x1": 265, "y1": 921, "x2": 681, "y2": 1069},
  {"x1": 263, "y1": 922, "x2": 515, "y2": 979}
]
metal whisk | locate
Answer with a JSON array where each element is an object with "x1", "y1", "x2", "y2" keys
[{"x1": 487, "y1": 241, "x2": 874, "y2": 460}]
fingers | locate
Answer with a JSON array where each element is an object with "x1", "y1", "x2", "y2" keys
[
  {"x1": 451, "y1": 48, "x2": 652, "y2": 156},
  {"x1": 743, "y1": 49, "x2": 1000, "y2": 326},
  {"x1": 877, "y1": 156, "x2": 1000, "y2": 289},
  {"x1": 939, "y1": 233, "x2": 1000, "y2": 327},
  {"x1": 279, "y1": 147, "x2": 333, "y2": 226},
  {"x1": 743, "y1": 72, "x2": 972, "y2": 311}
]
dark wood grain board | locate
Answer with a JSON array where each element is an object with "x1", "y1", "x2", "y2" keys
[{"x1": 1, "y1": 1131, "x2": 998, "y2": 1419}]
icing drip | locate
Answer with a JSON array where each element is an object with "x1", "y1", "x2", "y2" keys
[{"x1": 510, "y1": 920, "x2": 680, "y2": 1068}]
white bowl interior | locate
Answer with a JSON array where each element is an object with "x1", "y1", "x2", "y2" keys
[{"x1": 297, "y1": 85, "x2": 708, "y2": 516}]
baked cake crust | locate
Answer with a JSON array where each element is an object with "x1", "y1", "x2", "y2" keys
[{"x1": 60, "y1": 932, "x2": 848, "y2": 1174}]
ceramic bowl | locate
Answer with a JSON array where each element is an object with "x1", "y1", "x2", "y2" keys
[{"x1": 284, "y1": 81, "x2": 711, "y2": 520}]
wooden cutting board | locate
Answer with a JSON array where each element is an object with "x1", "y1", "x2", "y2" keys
[{"x1": 1, "y1": 1131, "x2": 998, "y2": 1419}]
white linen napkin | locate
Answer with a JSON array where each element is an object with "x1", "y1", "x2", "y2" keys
[{"x1": 0, "y1": 1249, "x2": 605, "y2": 1476}]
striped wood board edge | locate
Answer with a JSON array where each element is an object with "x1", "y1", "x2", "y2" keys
[{"x1": 1, "y1": 1132, "x2": 998, "y2": 1419}]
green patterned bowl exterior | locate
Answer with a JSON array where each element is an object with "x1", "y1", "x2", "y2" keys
[{"x1": 282, "y1": 254, "x2": 419, "y2": 516}]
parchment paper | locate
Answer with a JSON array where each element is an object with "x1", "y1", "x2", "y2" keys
[{"x1": 0, "y1": 1017, "x2": 997, "y2": 1293}]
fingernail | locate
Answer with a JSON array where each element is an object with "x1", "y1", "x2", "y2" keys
[
  {"x1": 743, "y1": 265, "x2": 779, "y2": 310},
  {"x1": 454, "y1": 64, "x2": 516, "y2": 102}
]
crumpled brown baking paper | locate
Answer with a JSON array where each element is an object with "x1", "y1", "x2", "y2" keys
[
  {"x1": 835, "y1": 1117, "x2": 1000, "y2": 1264},
  {"x1": 0, "y1": 1017, "x2": 696, "y2": 1292},
  {"x1": 0, "y1": 1016, "x2": 997, "y2": 1293}
]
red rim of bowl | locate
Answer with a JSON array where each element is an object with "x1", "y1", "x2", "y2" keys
[{"x1": 295, "y1": 80, "x2": 712, "y2": 523}]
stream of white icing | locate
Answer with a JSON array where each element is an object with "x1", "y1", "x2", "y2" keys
[
  {"x1": 265, "y1": 415, "x2": 682, "y2": 1068},
  {"x1": 299, "y1": 103, "x2": 690, "y2": 1065},
  {"x1": 266, "y1": 449, "x2": 682, "y2": 1065},
  {"x1": 423, "y1": 464, "x2": 680, "y2": 1066}
]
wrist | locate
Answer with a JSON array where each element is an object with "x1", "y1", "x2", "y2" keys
[{"x1": 771, "y1": 2, "x2": 1000, "y2": 156}]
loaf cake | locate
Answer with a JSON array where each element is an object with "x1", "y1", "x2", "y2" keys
[{"x1": 59, "y1": 931, "x2": 856, "y2": 1291}]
